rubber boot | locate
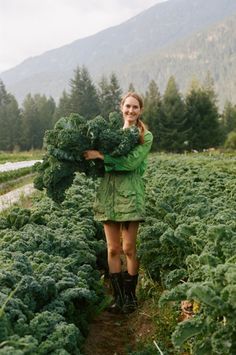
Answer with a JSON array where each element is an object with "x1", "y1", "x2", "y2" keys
[
  {"x1": 123, "y1": 272, "x2": 138, "y2": 314},
  {"x1": 107, "y1": 272, "x2": 124, "y2": 314}
]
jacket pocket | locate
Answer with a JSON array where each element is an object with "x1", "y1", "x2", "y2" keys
[{"x1": 115, "y1": 190, "x2": 137, "y2": 214}]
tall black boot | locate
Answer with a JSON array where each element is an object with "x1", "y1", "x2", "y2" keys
[
  {"x1": 123, "y1": 272, "x2": 138, "y2": 314},
  {"x1": 107, "y1": 272, "x2": 124, "y2": 314}
]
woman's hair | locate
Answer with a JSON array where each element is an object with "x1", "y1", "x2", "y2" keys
[{"x1": 120, "y1": 92, "x2": 146, "y2": 144}]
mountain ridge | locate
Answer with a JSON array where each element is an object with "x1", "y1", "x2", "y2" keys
[{"x1": 1, "y1": 0, "x2": 236, "y2": 107}]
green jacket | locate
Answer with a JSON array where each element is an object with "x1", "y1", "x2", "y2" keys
[{"x1": 93, "y1": 130, "x2": 153, "y2": 222}]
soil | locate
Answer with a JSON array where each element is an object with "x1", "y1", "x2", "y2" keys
[
  {"x1": 83, "y1": 298, "x2": 156, "y2": 355},
  {"x1": 83, "y1": 311, "x2": 135, "y2": 355}
]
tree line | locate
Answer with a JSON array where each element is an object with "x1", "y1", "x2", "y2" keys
[{"x1": 0, "y1": 66, "x2": 236, "y2": 152}]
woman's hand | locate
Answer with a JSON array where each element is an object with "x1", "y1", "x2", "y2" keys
[{"x1": 83, "y1": 150, "x2": 104, "y2": 160}]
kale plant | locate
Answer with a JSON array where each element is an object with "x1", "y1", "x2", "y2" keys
[{"x1": 34, "y1": 112, "x2": 139, "y2": 202}]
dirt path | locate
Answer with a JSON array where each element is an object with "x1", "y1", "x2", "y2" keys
[
  {"x1": 83, "y1": 290, "x2": 156, "y2": 355},
  {"x1": 0, "y1": 183, "x2": 35, "y2": 211},
  {"x1": 83, "y1": 310, "x2": 136, "y2": 355}
]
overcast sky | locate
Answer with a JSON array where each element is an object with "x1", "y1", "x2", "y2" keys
[{"x1": 0, "y1": 0, "x2": 167, "y2": 74}]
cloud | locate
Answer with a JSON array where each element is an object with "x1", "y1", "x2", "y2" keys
[{"x1": 0, "y1": 0, "x2": 167, "y2": 73}]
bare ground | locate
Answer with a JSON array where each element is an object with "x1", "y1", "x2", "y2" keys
[{"x1": 83, "y1": 299, "x2": 156, "y2": 355}]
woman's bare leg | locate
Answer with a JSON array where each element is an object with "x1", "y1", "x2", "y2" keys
[
  {"x1": 122, "y1": 221, "x2": 139, "y2": 275},
  {"x1": 104, "y1": 222, "x2": 122, "y2": 273}
]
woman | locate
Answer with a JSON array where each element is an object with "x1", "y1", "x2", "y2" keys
[{"x1": 84, "y1": 92, "x2": 153, "y2": 314}]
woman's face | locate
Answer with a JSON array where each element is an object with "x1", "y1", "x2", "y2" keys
[{"x1": 121, "y1": 96, "x2": 142, "y2": 127}]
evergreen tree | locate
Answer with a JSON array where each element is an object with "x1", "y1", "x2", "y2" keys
[
  {"x1": 70, "y1": 67, "x2": 81, "y2": 114},
  {"x1": 128, "y1": 83, "x2": 136, "y2": 92},
  {"x1": 109, "y1": 72, "x2": 122, "y2": 112},
  {"x1": 158, "y1": 76, "x2": 187, "y2": 152},
  {"x1": 224, "y1": 131, "x2": 236, "y2": 150},
  {"x1": 20, "y1": 94, "x2": 39, "y2": 150},
  {"x1": 203, "y1": 71, "x2": 217, "y2": 103},
  {"x1": 221, "y1": 100, "x2": 236, "y2": 136},
  {"x1": 0, "y1": 80, "x2": 21, "y2": 151},
  {"x1": 53, "y1": 90, "x2": 72, "y2": 125},
  {"x1": 143, "y1": 80, "x2": 162, "y2": 151},
  {"x1": 34, "y1": 94, "x2": 55, "y2": 147},
  {"x1": 98, "y1": 72, "x2": 122, "y2": 118},
  {"x1": 98, "y1": 75, "x2": 112, "y2": 118},
  {"x1": 70, "y1": 66, "x2": 100, "y2": 119},
  {"x1": 20, "y1": 94, "x2": 55, "y2": 150},
  {"x1": 185, "y1": 84, "x2": 220, "y2": 150}
]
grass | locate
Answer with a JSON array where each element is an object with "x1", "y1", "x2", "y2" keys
[
  {"x1": 0, "y1": 173, "x2": 36, "y2": 196},
  {"x1": 0, "y1": 150, "x2": 44, "y2": 163},
  {"x1": 0, "y1": 167, "x2": 34, "y2": 184}
]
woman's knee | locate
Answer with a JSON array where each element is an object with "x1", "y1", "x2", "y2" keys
[
  {"x1": 123, "y1": 243, "x2": 136, "y2": 258},
  {"x1": 107, "y1": 244, "x2": 121, "y2": 258}
]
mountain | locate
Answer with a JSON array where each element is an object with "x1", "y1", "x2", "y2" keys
[
  {"x1": 120, "y1": 12, "x2": 236, "y2": 108},
  {"x1": 1, "y1": 0, "x2": 236, "y2": 107}
]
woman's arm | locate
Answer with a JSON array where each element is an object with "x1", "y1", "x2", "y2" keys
[
  {"x1": 84, "y1": 150, "x2": 104, "y2": 160},
  {"x1": 104, "y1": 131, "x2": 153, "y2": 172}
]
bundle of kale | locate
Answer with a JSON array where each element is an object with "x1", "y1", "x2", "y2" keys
[{"x1": 34, "y1": 112, "x2": 140, "y2": 202}]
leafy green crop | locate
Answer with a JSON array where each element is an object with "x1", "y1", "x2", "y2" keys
[
  {"x1": 0, "y1": 173, "x2": 106, "y2": 354},
  {"x1": 139, "y1": 154, "x2": 236, "y2": 354},
  {"x1": 34, "y1": 112, "x2": 139, "y2": 202}
]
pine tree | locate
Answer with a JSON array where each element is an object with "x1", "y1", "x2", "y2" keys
[
  {"x1": 98, "y1": 72, "x2": 122, "y2": 118},
  {"x1": 34, "y1": 94, "x2": 55, "y2": 147},
  {"x1": 221, "y1": 100, "x2": 236, "y2": 136},
  {"x1": 53, "y1": 90, "x2": 72, "y2": 125},
  {"x1": 127, "y1": 83, "x2": 136, "y2": 92},
  {"x1": 0, "y1": 80, "x2": 21, "y2": 151},
  {"x1": 98, "y1": 75, "x2": 112, "y2": 118},
  {"x1": 109, "y1": 72, "x2": 122, "y2": 112},
  {"x1": 143, "y1": 80, "x2": 162, "y2": 151},
  {"x1": 70, "y1": 66, "x2": 100, "y2": 119},
  {"x1": 20, "y1": 94, "x2": 55, "y2": 150},
  {"x1": 20, "y1": 94, "x2": 39, "y2": 150},
  {"x1": 203, "y1": 71, "x2": 217, "y2": 103},
  {"x1": 185, "y1": 84, "x2": 220, "y2": 150},
  {"x1": 158, "y1": 76, "x2": 187, "y2": 152}
]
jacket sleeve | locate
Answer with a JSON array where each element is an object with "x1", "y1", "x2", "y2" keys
[{"x1": 103, "y1": 131, "x2": 153, "y2": 172}]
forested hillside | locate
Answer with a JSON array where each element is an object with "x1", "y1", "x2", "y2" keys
[
  {"x1": 121, "y1": 12, "x2": 236, "y2": 108},
  {"x1": 1, "y1": 66, "x2": 236, "y2": 153}
]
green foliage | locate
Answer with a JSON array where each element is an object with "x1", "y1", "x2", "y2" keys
[
  {"x1": 139, "y1": 153, "x2": 236, "y2": 353},
  {"x1": 34, "y1": 112, "x2": 139, "y2": 202},
  {"x1": 185, "y1": 85, "x2": 220, "y2": 150},
  {"x1": 6, "y1": 207, "x2": 31, "y2": 230},
  {"x1": 224, "y1": 131, "x2": 236, "y2": 150},
  {"x1": 70, "y1": 66, "x2": 100, "y2": 119},
  {"x1": 0, "y1": 167, "x2": 32, "y2": 185},
  {"x1": 221, "y1": 101, "x2": 236, "y2": 138},
  {"x1": 53, "y1": 90, "x2": 72, "y2": 125},
  {"x1": 143, "y1": 80, "x2": 161, "y2": 151},
  {"x1": 0, "y1": 80, "x2": 21, "y2": 151},
  {"x1": 0, "y1": 150, "x2": 43, "y2": 163},
  {"x1": 20, "y1": 93, "x2": 56, "y2": 150},
  {"x1": 98, "y1": 73, "x2": 122, "y2": 118},
  {"x1": 172, "y1": 317, "x2": 204, "y2": 348},
  {"x1": 0, "y1": 173, "x2": 106, "y2": 354},
  {"x1": 157, "y1": 76, "x2": 188, "y2": 152}
]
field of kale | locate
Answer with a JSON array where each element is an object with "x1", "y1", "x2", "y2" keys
[
  {"x1": 138, "y1": 153, "x2": 236, "y2": 354},
  {"x1": 0, "y1": 174, "x2": 107, "y2": 354},
  {"x1": 0, "y1": 152, "x2": 235, "y2": 354}
]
